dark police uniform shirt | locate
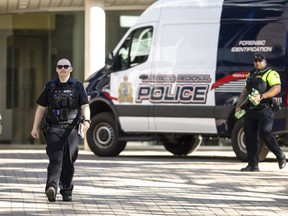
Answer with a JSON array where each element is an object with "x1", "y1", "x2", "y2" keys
[{"x1": 36, "y1": 77, "x2": 88, "y2": 108}]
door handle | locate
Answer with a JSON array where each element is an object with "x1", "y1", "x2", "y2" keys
[{"x1": 139, "y1": 74, "x2": 148, "y2": 79}]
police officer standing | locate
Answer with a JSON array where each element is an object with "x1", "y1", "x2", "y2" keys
[
  {"x1": 236, "y1": 54, "x2": 286, "y2": 172},
  {"x1": 31, "y1": 58, "x2": 91, "y2": 202}
]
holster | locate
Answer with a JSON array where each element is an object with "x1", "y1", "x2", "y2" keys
[
  {"x1": 270, "y1": 98, "x2": 281, "y2": 112},
  {"x1": 40, "y1": 122, "x2": 49, "y2": 139}
]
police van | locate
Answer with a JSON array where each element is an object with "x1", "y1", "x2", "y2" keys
[{"x1": 84, "y1": 0, "x2": 288, "y2": 161}]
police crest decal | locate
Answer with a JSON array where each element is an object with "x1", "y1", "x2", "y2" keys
[{"x1": 118, "y1": 74, "x2": 133, "y2": 103}]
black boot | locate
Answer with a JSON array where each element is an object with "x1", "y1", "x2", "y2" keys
[
  {"x1": 240, "y1": 164, "x2": 259, "y2": 172},
  {"x1": 46, "y1": 187, "x2": 56, "y2": 202},
  {"x1": 278, "y1": 154, "x2": 286, "y2": 169}
]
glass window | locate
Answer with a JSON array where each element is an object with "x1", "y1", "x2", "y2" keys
[
  {"x1": 115, "y1": 26, "x2": 153, "y2": 71},
  {"x1": 0, "y1": 12, "x2": 84, "y2": 144}
]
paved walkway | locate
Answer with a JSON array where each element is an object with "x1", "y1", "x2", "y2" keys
[{"x1": 0, "y1": 144, "x2": 287, "y2": 216}]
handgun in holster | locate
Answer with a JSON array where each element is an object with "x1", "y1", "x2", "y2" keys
[
  {"x1": 40, "y1": 122, "x2": 49, "y2": 139},
  {"x1": 270, "y1": 97, "x2": 281, "y2": 112}
]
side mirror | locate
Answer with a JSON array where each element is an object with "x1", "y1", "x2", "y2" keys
[{"x1": 105, "y1": 52, "x2": 114, "y2": 70}]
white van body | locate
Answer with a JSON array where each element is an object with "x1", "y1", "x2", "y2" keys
[
  {"x1": 111, "y1": 0, "x2": 224, "y2": 133},
  {"x1": 85, "y1": 0, "x2": 288, "y2": 160}
]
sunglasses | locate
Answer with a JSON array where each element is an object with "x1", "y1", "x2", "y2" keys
[
  {"x1": 57, "y1": 65, "x2": 71, "y2": 69},
  {"x1": 254, "y1": 59, "x2": 263, "y2": 63}
]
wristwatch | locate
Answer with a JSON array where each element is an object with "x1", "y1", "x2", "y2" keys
[{"x1": 84, "y1": 119, "x2": 91, "y2": 124}]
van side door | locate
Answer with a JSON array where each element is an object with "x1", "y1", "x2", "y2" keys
[{"x1": 151, "y1": 21, "x2": 219, "y2": 134}]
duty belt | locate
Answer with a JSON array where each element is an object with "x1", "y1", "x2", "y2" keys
[
  {"x1": 49, "y1": 124, "x2": 76, "y2": 129},
  {"x1": 250, "y1": 103, "x2": 270, "y2": 110}
]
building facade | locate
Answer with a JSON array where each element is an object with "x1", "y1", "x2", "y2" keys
[{"x1": 0, "y1": 0, "x2": 153, "y2": 144}]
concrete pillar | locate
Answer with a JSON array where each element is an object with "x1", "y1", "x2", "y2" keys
[
  {"x1": 84, "y1": 0, "x2": 106, "y2": 151},
  {"x1": 72, "y1": 14, "x2": 84, "y2": 81},
  {"x1": 85, "y1": 0, "x2": 105, "y2": 79}
]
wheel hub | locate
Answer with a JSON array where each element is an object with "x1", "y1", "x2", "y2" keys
[{"x1": 96, "y1": 125, "x2": 113, "y2": 146}]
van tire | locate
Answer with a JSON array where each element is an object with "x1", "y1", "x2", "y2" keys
[
  {"x1": 87, "y1": 112, "x2": 126, "y2": 156},
  {"x1": 163, "y1": 135, "x2": 201, "y2": 155},
  {"x1": 231, "y1": 119, "x2": 269, "y2": 162}
]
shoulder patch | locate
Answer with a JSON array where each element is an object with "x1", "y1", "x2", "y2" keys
[{"x1": 273, "y1": 72, "x2": 280, "y2": 79}]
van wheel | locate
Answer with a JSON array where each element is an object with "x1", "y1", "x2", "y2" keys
[
  {"x1": 163, "y1": 135, "x2": 202, "y2": 156},
  {"x1": 87, "y1": 112, "x2": 126, "y2": 156},
  {"x1": 231, "y1": 119, "x2": 269, "y2": 162}
]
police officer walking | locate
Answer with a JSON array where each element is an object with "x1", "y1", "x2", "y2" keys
[
  {"x1": 236, "y1": 54, "x2": 286, "y2": 172},
  {"x1": 31, "y1": 58, "x2": 91, "y2": 201}
]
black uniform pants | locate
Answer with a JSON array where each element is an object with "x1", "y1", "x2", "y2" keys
[
  {"x1": 244, "y1": 107, "x2": 283, "y2": 165},
  {"x1": 45, "y1": 127, "x2": 79, "y2": 197}
]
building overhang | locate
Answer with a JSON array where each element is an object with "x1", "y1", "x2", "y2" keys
[{"x1": 0, "y1": 0, "x2": 154, "y2": 13}]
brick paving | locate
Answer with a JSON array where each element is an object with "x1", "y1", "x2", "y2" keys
[{"x1": 0, "y1": 144, "x2": 287, "y2": 216}]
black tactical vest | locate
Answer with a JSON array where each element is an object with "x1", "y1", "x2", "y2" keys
[
  {"x1": 246, "y1": 67, "x2": 273, "y2": 105},
  {"x1": 45, "y1": 79, "x2": 81, "y2": 125}
]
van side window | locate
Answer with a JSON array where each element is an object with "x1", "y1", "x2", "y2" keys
[{"x1": 115, "y1": 27, "x2": 153, "y2": 70}]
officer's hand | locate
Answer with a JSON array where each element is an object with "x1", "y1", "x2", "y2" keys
[
  {"x1": 83, "y1": 121, "x2": 90, "y2": 133},
  {"x1": 235, "y1": 107, "x2": 241, "y2": 113},
  {"x1": 254, "y1": 94, "x2": 261, "y2": 103},
  {"x1": 31, "y1": 129, "x2": 39, "y2": 139}
]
